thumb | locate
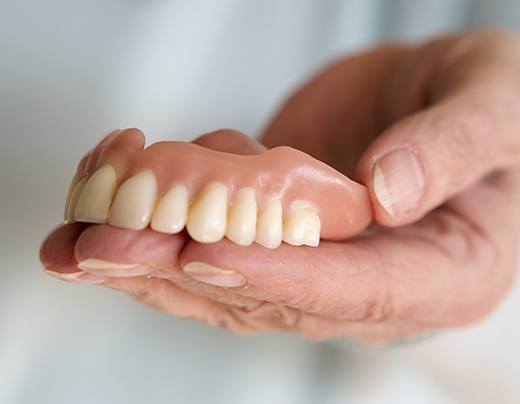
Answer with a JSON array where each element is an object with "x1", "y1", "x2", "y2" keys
[{"x1": 357, "y1": 81, "x2": 520, "y2": 226}]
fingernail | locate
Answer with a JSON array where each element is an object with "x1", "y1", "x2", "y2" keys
[
  {"x1": 183, "y1": 262, "x2": 246, "y2": 287},
  {"x1": 372, "y1": 148, "x2": 424, "y2": 218},
  {"x1": 43, "y1": 266, "x2": 84, "y2": 280},
  {"x1": 77, "y1": 258, "x2": 150, "y2": 277},
  {"x1": 43, "y1": 266, "x2": 105, "y2": 284}
]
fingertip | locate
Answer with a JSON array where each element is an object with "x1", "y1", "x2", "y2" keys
[
  {"x1": 367, "y1": 147, "x2": 426, "y2": 226},
  {"x1": 179, "y1": 238, "x2": 319, "y2": 295},
  {"x1": 192, "y1": 129, "x2": 267, "y2": 155},
  {"x1": 39, "y1": 223, "x2": 89, "y2": 278},
  {"x1": 74, "y1": 225, "x2": 187, "y2": 274}
]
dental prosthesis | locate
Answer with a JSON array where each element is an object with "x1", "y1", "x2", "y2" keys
[{"x1": 63, "y1": 129, "x2": 372, "y2": 249}]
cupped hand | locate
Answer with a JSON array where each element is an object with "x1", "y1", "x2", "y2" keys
[{"x1": 41, "y1": 30, "x2": 520, "y2": 343}]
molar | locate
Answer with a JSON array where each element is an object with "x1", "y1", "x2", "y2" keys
[
  {"x1": 255, "y1": 196, "x2": 282, "y2": 249},
  {"x1": 226, "y1": 187, "x2": 257, "y2": 246},
  {"x1": 282, "y1": 201, "x2": 321, "y2": 247},
  {"x1": 74, "y1": 164, "x2": 118, "y2": 223},
  {"x1": 151, "y1": 183, "x2": 189, "y2": 234},
  {"x1": 108, "y1": 170, "x2": 157, "y2": 230},
  {"x1": 187, "y1": 182, "x2": 228, "y2": 243}
]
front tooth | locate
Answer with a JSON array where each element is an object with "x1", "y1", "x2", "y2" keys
[
  {"x1": 187, "y1": 182, "x2": 228, "y2": 243},
  {"x1": 255, "y1": 197, "x2": 282, "y2": 249},
  {"x1": 282, "y1": 201, "x2": 321, "y2": 247},
  {"x1": 226, "y1": 187, "x2": 257, "y2": 246},
  {"x1": 74, "y1": 164, "x2": 117, "y2": 223},
  {"x1": 65, "y1": 176, "x2": 87, "y2": 224},
  {"x1": 108, "y1": 170, "x2": 157, "y2": 230},
  {"x1": 151, "y1": 183, "x2": 189, "y2": 233}
]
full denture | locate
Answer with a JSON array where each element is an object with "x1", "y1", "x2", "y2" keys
[{"x1": 64, "y1": 129, "x2": 373, "y2": 249}]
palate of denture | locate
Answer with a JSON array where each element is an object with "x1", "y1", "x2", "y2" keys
[{"x1": 64, "y1": 129, "x2": 372, "y2": 248}]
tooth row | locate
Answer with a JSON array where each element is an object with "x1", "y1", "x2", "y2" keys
[{"x1": 65, "y1": 165, "x2": 320, "y2": 248}]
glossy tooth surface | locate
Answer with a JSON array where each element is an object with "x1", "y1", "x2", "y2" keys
[
  {"x1": 283, "y1": 201, "x2": 321, "y2": 247},
  {"x1": 255, "y1": 197, "x2": 282, "y2": 249},
  {"x1": 108, "y1": 170, "x2": 157, "y2": 230},
  {"x1": 226, "y1": 187, "x2": 257, "y2": 246},
  {"x1": 65, "y1": 177, "x2": 87, "y2": 224},
  {"x1": 64, "y1": 172, "x2": 80, "y2": 222},
  {"x1": 74, "y1": 165, "x2": 117, "y2": 223},
  {"x1": 187, "y1": 182, "x2": 228, "y2": 243},
  {"x1": 151, "y1": 183, "x2": 189, "y2": 233}
]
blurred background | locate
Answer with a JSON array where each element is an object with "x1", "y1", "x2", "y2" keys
[{"x1": 1, "y1": 1, "x2": 519, "y2": 403}]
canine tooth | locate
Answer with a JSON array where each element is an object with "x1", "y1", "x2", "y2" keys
[
  {"x1": 187, "y1": 182, "x2": 228, "y2": 243},
  {"x1": 64, "y1": 172, "x2": 80, "y2": 222},
  {"x1": 74, "y1": 165, "x2": 117, "y2": 223},
  {"x1": 255, "y1": 197, "x2": 282, "y2": 249},
  {"x1": 226, "y1": 187, "x2": 257, "y2": 246},
  {"x1": 283, "y1": 201, "x2": 320, "y2": 247},
  {"x1": 65, "y1": 177, "x2": 87, "y2": 224},
  {"x1": 151, "y1": 183, "x2": 189, "y2": 233},
  {"x1": 108, "y1": 170, "x2": 157, "y2": 230}
]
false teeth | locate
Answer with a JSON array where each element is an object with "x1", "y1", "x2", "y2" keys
[
  {"x1": 65, "y1": 177, "x2": 87, "y2": 223},
  {"x1": 226, "y1": 187, "x2": 257, "y2": 246},
  {"x1": 108, "y1": 170, "x2": 157, "y2": 230},
  {"x1": 151, "y1": 183, "x2": 189, "y2": 234},
  {"x1": 187, "y1": 182, "x2": 228, "y2": 243},
  {"x1": 283, "y1": 201, "x2": 321, "y2": 247},
  {"x1": 64, "y1": 172, "x2": 80, "y2": 223},
  {"x1": 255, "y1": 197, "x2": 283, "y2": 249},
  {"x1": 65, "y1": 168, "x2": 321, "y2": 248},
  {"x1": 74, "y1": 165, "x2": 117, "y2": 223}
]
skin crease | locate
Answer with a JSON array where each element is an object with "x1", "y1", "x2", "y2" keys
[
  {"x1": 40, "y1": 30, "x2": 520, "y2": 344},
  {"x1": 66, "y1": 128, "x2": 372, "y2": 239}
]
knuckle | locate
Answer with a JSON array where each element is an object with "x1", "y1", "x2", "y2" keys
[
  {"x1": 468, "y1": 28, "x2": 520, "y2": 48},
  {"x1": 345, "y1": 293, "x2": 395, "y2": 323},
  {"x1": 218, "y1": 303, "x2": 301, "y2": 334},
  {"x1": 426, "y1": 209, "x2": 516, "y2": 327}
]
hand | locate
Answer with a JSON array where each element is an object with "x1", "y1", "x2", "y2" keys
[{"x1": 41, "y1": 30, "x2": 520, "y2": 343}]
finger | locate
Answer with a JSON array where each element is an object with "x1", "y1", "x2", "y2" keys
[
  {"x1": 37, "y1": 223, "x2": 426, "y2": 341},
  {"x1": 180, "y1": 180, "x2": 517, "y2": 329},
  {"x1": 103, "y1": 276, "x2": 264, "y2": 335},
  {"x1": 78, "y1": 228, "x2": 265, "y2": 311},
  {"x1": 294, "y1": 311, "x2": 427, "y2": 344},
  {"x1": 357, "y1": 31, "x2": 520, "y2": 226},
  {"x1": 39, "y1": 223, "x2": 108, "y2": 284},
  {"x1": 260, "y1": 45, "x2": 408, "y2": 177},
  {"x1": 192, "y1": 129, "x2": 267, "y2": 154},
  {"x1": 74, "y1": 224, "x2": 187, "y2": 278}
]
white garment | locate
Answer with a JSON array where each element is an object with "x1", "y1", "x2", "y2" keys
[{"x1": 1, "y1": 1, "x2": 519, "y2": 403}]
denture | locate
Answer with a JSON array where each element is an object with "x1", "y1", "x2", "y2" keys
[{"x1": 63, "y1": 129, "x2": 373, "y2": 248}]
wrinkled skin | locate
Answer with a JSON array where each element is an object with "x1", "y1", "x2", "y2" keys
[{"x1": 41, "y1": 30, "x2": 520, "y2": 344}]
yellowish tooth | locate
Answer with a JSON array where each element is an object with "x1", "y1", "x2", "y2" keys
[
  {"x1": 74, "y1": 164, "x2": 117, "y2": 223},
  {"x1": 282, "y1": 201, "x2": 321, "y2": 247},
  {"x1": 108, "y1": 170, "x2": 157, "y2": 230},
  {"x1": 151, "y1": 183, "x2": 189, "y2": 233},
  {"x1": 255, "y1": 197, "x2": 282, "y2": 249},
  {"x1": 226, "y1": 187, "x2": 257, "y2": 246},
  {"x1": 64, "y1": 172, "x2": 80, "y2": 222},
  {"x1": 187, "y1": 182, "x2": 228, "y2": 243},
  {"x1": 65, "y1": 177, "x2": 87, "y2": 224}
]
